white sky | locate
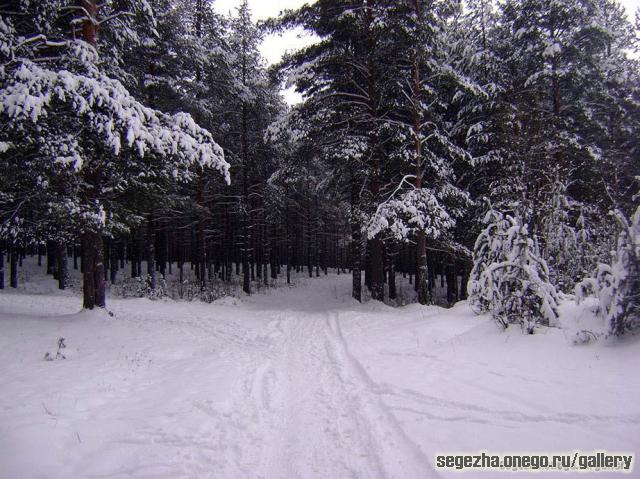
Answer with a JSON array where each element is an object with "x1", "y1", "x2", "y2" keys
[
  {"x1": 214, "y1": 0, "x2": 318, "y2": 104},
  {"x1": 214, "y1": 0, "x2": 640, "y2": 104}
]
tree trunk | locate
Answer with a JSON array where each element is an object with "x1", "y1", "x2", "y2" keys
[
  {"x1": 410, "y1": 0, "x2": 431, "y2": 306},
  {"x1": 80, "y1": 0, "x2": 98, "y2": 47},
  {"x1": 387, "y1": 243, "x2": 397, "y2": 300},
  {"x1": 57, "y1": 241, "x2": 68, "y2": 290},
  {"x1": 82, "y1": 231, "x2": 106, "y2": 309},
  {"x1": 263, "y1": 261, "x2": 268, "y2": 286},
  {"x1": 370, "y1": 236, "x2": 385, "y2": 301},
  {"x1": 131, "y1": 231, "x2": 138, "y2": 278},
  {"x1": 0, "y1": 241, "x2": 4, "y2": 289},
  {"x1": 178, "y1": 229, "x2": 184, "y2": 298},
  {"x1": 46, "y1": 240, "x2": 56, "y2": 276},
  {"x1": 159, "y1": 226, "x2": 167, "y2": 278},
  {"x1": 460, "y1": 265, "x2": 470, "y2": 300},
  {"x1": 416, "y1": 231, "x2": 430, "y2": 305},
  {"x1": 240, "y1": 15, "x2": 252, "y2": 296},
  {"x1": 198, "y1": 222, "x2": 206, "y2": 290},
  {"x1": 363, "y1": 0, "x2": 385, "y2": 302},
  {"x1": 110, "y1": 239, "x2": 118, "y2": 284},
  {"x1": 148, "y1": 215, "x2": 156, "y2": 292},
  {"x1": 10, "y1": 244, "x2": 17, "y2": 288},
  {"x1": 351, "y1": 222, "x2": 362, "y2": 302},
  {"x1": 286, "y1": 195, "x2": 292, "y2": 284}
]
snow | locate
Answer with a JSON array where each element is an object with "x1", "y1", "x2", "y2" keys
[
  {"x1": 0, "y1": 54, "x2": 229, "y2": 184},
  {"x1": 0, "y1": 272, "x2": 639, "y2": 478}
]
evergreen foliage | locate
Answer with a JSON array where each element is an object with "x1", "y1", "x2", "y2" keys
[
  {"x1": 469, "y1": 205, "x2": 559, "y2": 332},
  {"x1": 0, "y1": 0, "x2": 637, "y2": 327}
]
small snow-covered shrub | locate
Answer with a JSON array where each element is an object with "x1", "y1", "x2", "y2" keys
[
  {"x1": 576, "y1": 207, "x2": 640, "y2": 336},
  {"x1": 468, "y1": 208, "x2": 559, "y2": 332},
  {"x1": 468, "y1": 206, "x2": 510, "y2": 314},
  {"x1": 572, "y1": 330, "x2": 600, "y2": 345},
  {"x1": 168, "y1": 277, "x2": 234, "y2": 303},
  {"x1": 114, "y1": 275, "x2": 167, "y2": 299}
]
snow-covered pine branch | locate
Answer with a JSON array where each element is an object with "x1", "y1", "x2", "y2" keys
[{"x1": 367, "y1": 188, "x2": 455, "y2": 241}]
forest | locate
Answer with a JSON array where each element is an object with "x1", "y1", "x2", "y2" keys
[
  {"x1": 1, "y1": 1, "x2": 640, "y2": 477},
  {"x1": 0, "y1": 0, "x2": 639, "y2": 335}
]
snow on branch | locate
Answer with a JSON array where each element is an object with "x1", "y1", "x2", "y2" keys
[
  {"x1": 0, "y1": 57, "x2": 229, "y2": 183},
  {"x1": 368, "y1": 188, "x2": 455, "y2": 241}
]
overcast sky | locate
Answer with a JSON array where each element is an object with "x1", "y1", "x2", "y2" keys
[
  {"x1": 214, "y1": 0, "x2": 640, "y2": 104},
  {"x1": 213, "y1": 0, "x2": 318, "y2": 64}
]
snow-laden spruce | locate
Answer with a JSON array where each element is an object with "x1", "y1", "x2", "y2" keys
[
  {"x1": 0, "y1": 8, "x2": 230, "y2": 230},
  {"x1": 0, "y1": 5, "x2": 229, "y2": 309},
  {"x1": 468, "y1": 205, "x2": 559, "y2": 332},
  {"x1": 576, "y1": 206, "x2": 640, "y2": 336},
  {"x1": 0, "y1": 47, "x2": 228, "y2": 185}
]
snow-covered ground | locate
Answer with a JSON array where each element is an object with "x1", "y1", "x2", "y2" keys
[{"x1": 0, "y1": 272, "x2": 638, "y2": 478}]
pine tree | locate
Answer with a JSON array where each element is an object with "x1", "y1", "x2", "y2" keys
[
  {"x1": 0, "y1": 1, "x2": 229, "y2": 308},
  {"x1": 273, "y1": 0, "x2": 388, "y2": 301},
  {"x1": 225, "y1": 0, "x2": 283, "y2": 294},
  {"x1": 365, "y1": 0, "x2": 477, "y2": 304}
]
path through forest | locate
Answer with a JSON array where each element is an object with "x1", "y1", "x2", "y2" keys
[
  {"x1": 233, "y1": 311, "x2": 435, "y2": 479},
  {"x1": 169, "y1": 276, "x2": 438, "y2": 478}
]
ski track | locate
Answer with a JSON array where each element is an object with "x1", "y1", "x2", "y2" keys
[
  {"x1": 103, "y1": 306, "x2": 438, "y2": 479},
  {"x1": 192, "y1": 310, "x2": 438, "y2": 479}
]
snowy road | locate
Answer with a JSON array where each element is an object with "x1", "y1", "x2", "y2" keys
[{"x1": 1, "y1": 273, "x2": 639, "y2": 478}]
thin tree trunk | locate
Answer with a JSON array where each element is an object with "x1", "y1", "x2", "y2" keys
[
  {"x1": 57, "y1": 241, "x2": 68, "y2": 290},
  {"x1": 370, "y1": 237, "x2": 384, "y2": 301},
  {"x1": 416, "y1": 231, "x2": 430, "y2": 304},
  {"x1": 148, "y1": 215, "x2": 156, "y2": 292},
  {"x1": 239, "y1": 14, "x2": 252, "y2": 296},
  {"x1": 131, "y1": 231, "x2": 138, "y2": 278},
  {"x1": 350, "y1": 168, "x2": 362, "y2": 302},
  {"x1": 178, "y1": 229, "x2": 184, "y2": 299},
  {"x1": 0, "y1": 241, "x2": 4, "y2": 290},
  {"x1": 110, "y1": 239, "x2": 118, "y2": 284},
  {"x1": 46, "y1": 240, "x2": 56, "y2": 276},
  {"x1": 407, "y1": 0, "x2": 431, "y2": 305},
  {"x1": 286, "y1": 196, "x2": 292, "y2": 284},
  {"x1": 351, "y1": 222, "x2": 362, "y2": 302},
  {"x1": 82, "y1": 231, "x2": 106, "y2": 309},
  {"x1": 387, "y1": 243, "x2": 397, "y2": 300},
  {"x1": 10, "y1": 244, "x2": 17, "y2": 288}
]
